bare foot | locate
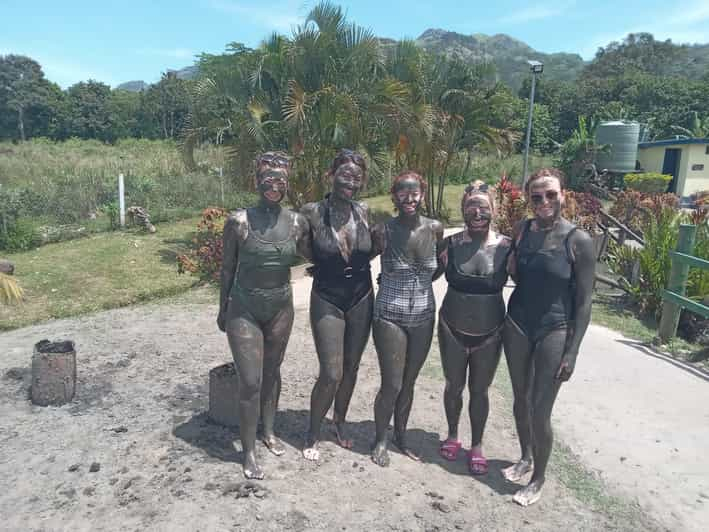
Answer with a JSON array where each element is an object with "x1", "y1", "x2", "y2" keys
[
  {"x1": 302, "y1": 436, "x2": 320, "y2": 461},
  {"x1": 392, "y1": 436, "x2": 421, "y2": 461},
  {"x1": 262, "y1": 434, "x2": 286, "y2": 456},
  {"x1": 512, "y1": 479, "x2": 544, "y2": 507},
  {"x1": 502, "y1": 459, "x2": 533, "y2": 482},
  {"x1": 333, "y1": 422, "x2": 353, "y2": 449},
  {"x1": 371, "y1": 441, "x2": 390, "y2": 467},
  {"x1": 243, "y1": 451, "x2": 264, "y2": 480}
]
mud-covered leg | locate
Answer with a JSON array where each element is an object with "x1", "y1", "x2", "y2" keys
[
  {"x1": 225, "y1": 313, "x2": 265, "y2": 480},
  {"x1": 502, "y1": 317, "x2": 534, "y2": 482},
  {"x1": 438, "y1": 316, "x2": 468, "y2": 455},
  {"x1": 513, "y1": 328, "x2": 566, "y2": 507},
  {"x1": 372, "y1": 317, "x2": 408, "y2": 467},
  {"x1": 393, "y1": 318, "x2": 435, "y2": 461},
  {"x1": 333, "y1": 291, "x2": 373, "y2": 449},
  {"x1": 304, "y1": 291, "x2": 346, "y2": 461},
  {"x1": 467, "y1": 335, "x2": 502, "y2": 474},
  {"x1": 260, "y1": 302, "x2": 294, "y2": 457}
]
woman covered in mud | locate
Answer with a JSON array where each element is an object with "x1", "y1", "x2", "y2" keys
[
  {"x1": 218, "y1": 151, "x2": 311, "y2": 480},
  {"x1": 502, "y1": 168, "x2": 594, "y2": 506},
  {"x1": 370, "y1": 171, "x2": 444, "y2": 467},
  {"x1": 437, "y1": 181, "x2": 511, "y2": 475},
  {"x1": 300, "y1": 149, "x2": 374, "y2": 461}
]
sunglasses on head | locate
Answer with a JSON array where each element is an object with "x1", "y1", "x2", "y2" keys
[
  {"x1": 258, "y1": 153, "x2": 291, "y2": 168},
  {"x1": 530, "y1": 190, "x2": 559, "y2": 204},
  {"x1": 465, "y1": 182, "x2": 489, "y2": 194}
]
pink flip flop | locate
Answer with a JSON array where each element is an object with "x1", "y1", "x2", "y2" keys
[
  {"x1": 439, "y1": 438, "x2": 462, "y2": 461},
  {"x1": 467, "y1": 450, "x2": 488, "y2": 475}
]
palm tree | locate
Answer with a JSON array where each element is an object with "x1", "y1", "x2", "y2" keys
[
  {"x1": 0, "y1": 272, "x2": 23, "y2": 305},
  {"x1": 672, "y1": 112, "x2": 709, "y2": 139}
]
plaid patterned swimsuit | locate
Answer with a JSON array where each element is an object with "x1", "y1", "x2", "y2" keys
[{"x1": 374, "y1": 220, "x2": 438, "y2": 327}]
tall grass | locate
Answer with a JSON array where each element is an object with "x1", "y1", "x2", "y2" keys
[{"x1": 0, "y1": 139, "x2": 254, "y2": 243}]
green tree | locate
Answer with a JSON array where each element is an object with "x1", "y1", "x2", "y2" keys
[
  {"x1": 65, "y1": 80, "x2": 115, "y2": 141},
  {"x1": 0, "y1": 55, "x2": 65, "y2": 141},
  {"x1": 143, "y1": 72, "x2": 191, "y2": 139}
]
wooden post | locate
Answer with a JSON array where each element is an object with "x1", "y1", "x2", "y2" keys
[
  {"x1": 31, "y1": 340, "x2": 76, "y2": 406},
  {"x1": 658, "y1": 224, "x2": 697, "y2": 342}
]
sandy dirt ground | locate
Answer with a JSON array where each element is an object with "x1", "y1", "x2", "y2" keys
[
  {"x1": 2, "y1": 246, "x2": 701, "y2": 531},
  {"x1": 554, "y1": 325, "x2": 709, "y2": 532}
]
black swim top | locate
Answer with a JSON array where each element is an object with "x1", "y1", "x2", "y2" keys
[
  {"x1": 444, "y1": 236, "x2": 510, "y2": 295},
  {"x1": 508, "y1": 219, "x2": 577, "y2": 341},
  {"x1": 308, "y1": 197, "x2": 373, "y2": 312}
]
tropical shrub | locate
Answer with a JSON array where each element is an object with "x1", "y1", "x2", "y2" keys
[
  {"x1": 0, "y1": 217, "x2": 42, "y2": 252},
  {"x1": 608, "y1": 191, "x2": 678, "y2": 234},
  {"x1": 493, "y1": 174, "x2": 526, "y2": 236},
  {"x1": 177, "y1": 207, "x2": 228, "y2": 282},
  {"x1": 563, "y1": 191, "x2": 602, "y2": 233},
  {"x1": 606, "y1": 206, "x2": 681, "y2": 318},
  {"x1": 624, "y1": 172, "x2": 672, "y2": 193}
]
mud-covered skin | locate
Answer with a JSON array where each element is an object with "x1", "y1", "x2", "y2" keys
[
  {"x1": 438, "y1": 229, "x2": 510, "y2": 453},
  {"x1": 300, "y1": 192, "x2": 373, "y2": 460},
  {"x1": 503, "y1": 174, "x2": 595, "y2": 504},
  {"x1": 370, "y1": 177, "x2": 444, "y2": 466},
  {"x1": 218, "y1": 162, "x2": 311, "y2": 479}
]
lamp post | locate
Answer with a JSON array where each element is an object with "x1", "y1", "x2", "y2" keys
[{"x1": 522, "y1": 60, "x2": 544, "y2": 183}]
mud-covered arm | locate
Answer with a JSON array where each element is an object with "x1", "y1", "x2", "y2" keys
[
  {"x1": 432, "y1": 220, "x2": 446, "y2": 281},
  {"x1": 218, "y1": 212, "x2": 244, "y2": 332},
  {"x1": 370, "y1": 222, "x2": 386, "y2": 260},
  {"x1": 498, "y1": 236, "x2": 513, "y2": 285},
  {"x1": 556, "y1": 229, "x2": 595, "y2": 381},
  {"x1": 295, "y1": 210, "x2": 312, "y2": 262},
  {"x1": 506, "y1": 220, "x2": 526, "y2": 283}
]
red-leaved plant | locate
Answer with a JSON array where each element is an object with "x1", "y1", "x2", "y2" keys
[{"x1": 177, "y1": 207, "x2": 229, "y2": 282}]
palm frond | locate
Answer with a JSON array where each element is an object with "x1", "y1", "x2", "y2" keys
[{"x1": 0, "y1": 272, "x2": 23, "y2": 305}]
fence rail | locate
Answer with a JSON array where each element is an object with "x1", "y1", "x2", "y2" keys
[{"x1": 658, "y1": 224, "x2": 709, "y2": 342}]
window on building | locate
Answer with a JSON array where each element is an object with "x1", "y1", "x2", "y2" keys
[
  {"x1": 706, "y1": 145, "x2": 709, "y2": 155},
  {"x1": 692, "y1": 164, "x2": 705, "y2": 171}
]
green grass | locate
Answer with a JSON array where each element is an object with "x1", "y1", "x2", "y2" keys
[
  {"x1": 0, "y1": 217, "x2": 203, "y2": 330},
  {"x1": 592, "y1": 292, "x2": 708, "y2": 369}
]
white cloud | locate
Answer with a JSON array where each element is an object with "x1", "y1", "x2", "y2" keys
[
  {"x1": 0, "y1": 46, "x2": 117, "y2": 88},
  {"x1": 209, "y1": 0, "x2": 303, "y2": 33},
  {"x1": 668, "y1": 0, "x2": 709, "y2": 25},
  {"x1": 498, "y1": 1, "x2": 576, "y2": 25}
]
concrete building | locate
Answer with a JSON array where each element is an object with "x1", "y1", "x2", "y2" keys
[{"x1": 637, "y1": 138, "x2": 709, "y2": 199}]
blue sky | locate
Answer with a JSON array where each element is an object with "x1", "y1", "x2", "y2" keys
[{"x1": 3, "y1": 0, "x2": 709, "y2": 88}]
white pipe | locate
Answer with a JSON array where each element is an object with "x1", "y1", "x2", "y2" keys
[{"x1": 118, "y1": 173, "x2": 125, "y2": 227}]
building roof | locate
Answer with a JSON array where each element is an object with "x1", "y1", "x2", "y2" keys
[{"x1": 638, "y1": 138, "x2": 709, "y2": 149}]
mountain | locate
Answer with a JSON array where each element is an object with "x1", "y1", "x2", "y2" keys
[
  {"x1": 116, "y1": 80, "x2": 148, "y2": 92},
  {"x1": 414, "y1": 29, "x2": 586, "y2": 91},
  {"x1": 115, "y1": 65, "x2": 199, "y2": 92},
  {"x1": 116, "y1": 31, "x2": 709, "y2": 93}
]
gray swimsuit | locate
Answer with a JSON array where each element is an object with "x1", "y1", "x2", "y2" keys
[{"x1": 374, "y1": 220, "x2": 438, "y2": 327}]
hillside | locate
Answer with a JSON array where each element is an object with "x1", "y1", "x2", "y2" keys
[
  {"x1": 116, "y1": 30, "x2": 709, "y2": 92},
  {"x1": 415, "y1": 29, "x2": 585, "y2": 90}
]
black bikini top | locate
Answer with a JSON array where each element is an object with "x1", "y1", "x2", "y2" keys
[
  {"x1": 310, "y1": 196, "x2": 372, "y2": 279},
  {"x1": 444, "y1": 236, "x2": 510, "y2": 295}
]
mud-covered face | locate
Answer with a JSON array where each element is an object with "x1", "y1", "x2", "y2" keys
[
  {"x1": 392, "y1": 177, "x2": 424, "y2": 216},
  {"x1": 332, "y1": 161, "x2": 364, "y2": 201},
  {"x1": 256, "y1": 164, "x2": 289, "y2": 205},
  {"x1": 528, "y1": 176, "x2": 563, "y2": 223},
  {"x1": 463, "y1": 195, "x2": 492, "y2": 232}
]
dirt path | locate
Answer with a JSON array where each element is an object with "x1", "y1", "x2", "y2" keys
[
  {"x1": 2, "y1": 271, "x2": 664, "y2": 532},
  {"x1": 552, "y1": 324, "x2": 709, "y2": 532}
]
